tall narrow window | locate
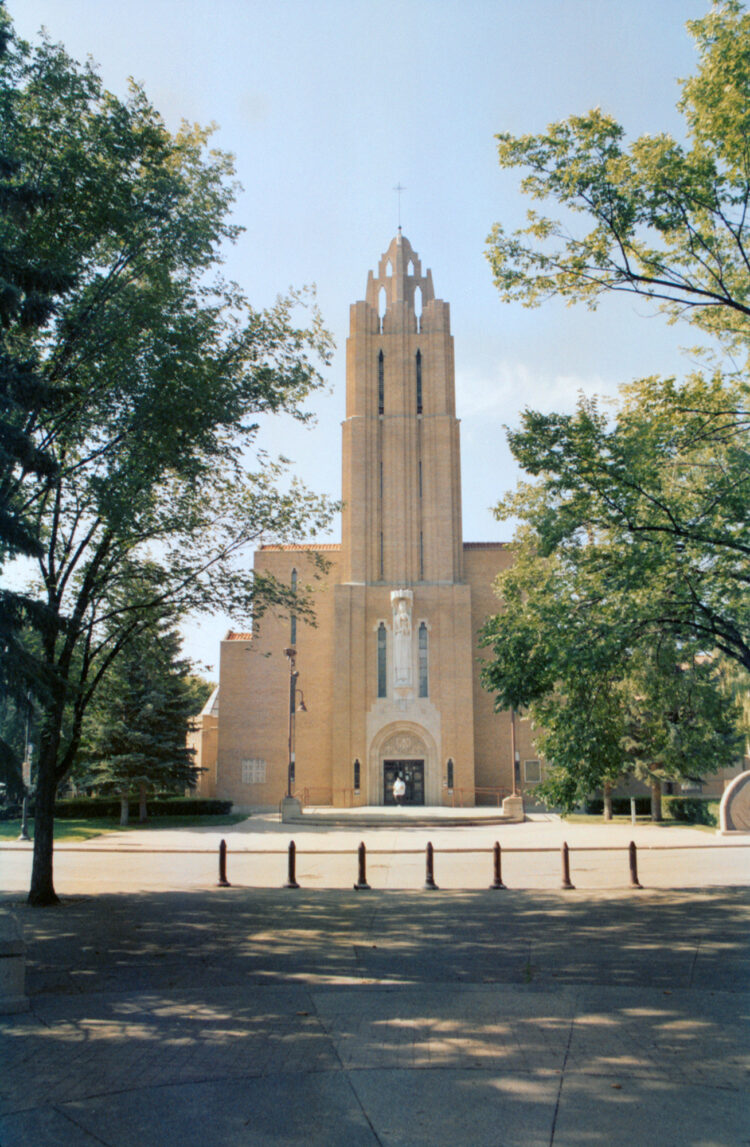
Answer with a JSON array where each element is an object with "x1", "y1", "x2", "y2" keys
[
  {"x1": 416, "y1": 350, "x2": 422, "y2": 414},
  {"x1": 418, "y1": 460, "x2": 422, "y2": 498},
  {"x1": 380, "y1": 531, "x2": 384, "y2": 579},
  {"x1": 353, "y1": 758, "x2": 361, "y2": 793},
  {"x1": 290, "y1": 568, "x2": 297, "y2": 646},
  {"x1": 378, "y1": 350, "x2": 384, "y2": 414},
  {"x1": 418, "y1": 622, "x2": 428, "y2": 697},
  {"x1": 446, "y1": 758, "x2": 454, "y2": 789},
  {"x1": 377, "y1": 623, "x2": 387, "y2": 697},
  {"x1": 419, "y1": 531, "x2": 424, "y2": 580}
]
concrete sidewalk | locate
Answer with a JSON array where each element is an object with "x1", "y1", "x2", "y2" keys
[
  {"x1": 2, "y1": 811, "x2": 750, "y2": 894},
  {"x1": 1, "y1": 883, "x2": 748, "y2": 1146}
]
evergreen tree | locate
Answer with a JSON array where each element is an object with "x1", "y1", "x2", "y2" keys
[{"x1": 80, "y1": 623, "x2": 201, "y2": 824}]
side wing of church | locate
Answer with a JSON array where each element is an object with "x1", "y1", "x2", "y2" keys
[{"x1": 199, "y1": 233, "x2": 537, "y2": 809}]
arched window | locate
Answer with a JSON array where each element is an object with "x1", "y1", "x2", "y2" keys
[
  {"x1": 416, "y1": 349, "x2": 422, "y2": 414},
  {"x1": 418, "y1": 622, "x2": 428, "y2": 697},
  {"x1": 378, "y1": 287, "x2": 387, "y2": 332},
  {"x1": 377, "y1": 622, "x2": 387, "y2": 698},
  {"x1": 290, "y1": 568, "x2": 297, "y2": 645},
  {"x1": 414, "y1": 285, "x2": 423, "y2": 331},
  {"x1": 378, "y1": 350, "x2": 384, "y2": 414}
]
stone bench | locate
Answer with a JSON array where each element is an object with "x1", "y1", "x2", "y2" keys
[{"x1": 0, "y1": 910, "x2": 29, "y2": 1013}]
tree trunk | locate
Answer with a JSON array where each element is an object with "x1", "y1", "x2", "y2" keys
[
  {"x1": 139, "y1": 782, "x2": 148, "y2": 823},
  {"x1": 120, "y1": 792, "x2": 129, "y2": 826},
  {"x1": 28, "y1": 734, "x2": 60, "y2": 906},
  {"x1": 651, "y1": 778, "x2": 663, "y2": 822},
  {"x1": 603, "y1": 781, "x2": 613, "y2": 822}
]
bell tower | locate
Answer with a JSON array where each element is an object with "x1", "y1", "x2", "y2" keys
[
  {"x1": 341, "y1": 230, "x2": 464, "y2": 586},
  {"x1": 331, "y1": 233, "x2": 477, "y2": 806}
]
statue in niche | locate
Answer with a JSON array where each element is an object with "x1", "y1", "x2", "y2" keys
[{"x1": 391, "y1": 588, "x2": 413, "y2": 687}]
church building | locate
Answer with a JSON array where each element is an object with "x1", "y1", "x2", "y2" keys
[{"x1": 193, "y1": 232, "x2": 539, "y2": 809}]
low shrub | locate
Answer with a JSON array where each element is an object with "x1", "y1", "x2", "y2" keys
[
  {"x1": 584, "y1": 796, "x2": 652, "y2": 816},
  {"x1": 52, "y1": 797, "x2": 233, "y2": 819},
  {"x1": 663, "y1": 796, "x2": 717, "y2": 826}
]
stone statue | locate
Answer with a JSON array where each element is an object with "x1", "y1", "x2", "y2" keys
[{"x1": 391, "y1": 588, "x2": 413, "y2": 687}]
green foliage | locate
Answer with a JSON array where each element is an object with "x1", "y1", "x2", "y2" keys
[
  {"x1": 584, "y1": 797, "x2": 652, "y2": 816},
  {"x1": 482, "y1": 3, "x2": 750, "y2": 816},
  {"x1": 52, "y1": 797, "x2": 233, "y2": 819},
  {"x1": 499, "y1": 376, "x2": 750, "y2": 672},
  {"x1": 77, "y1": 620, "x2": 202, "y2": 798},
  {"x1": 486, "y1": 2, "x2": 750, "y2": 356},
  {"x1": 0, "y1": 15, "x2": 337, "y2": 903},
  {"x1": 182, "y1": 674, "x2": 216, "y2": 716},
  {"x1": 663, "y1": 796, "x2": 718, "y2": 825}
]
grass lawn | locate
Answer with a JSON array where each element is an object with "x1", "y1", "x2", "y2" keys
[
  {"x1": 0, "y1": 813, "x2": 248, "y2": 842},
  {"x1": 562, "y1": 811, "x2": 718, "y2": 832}
]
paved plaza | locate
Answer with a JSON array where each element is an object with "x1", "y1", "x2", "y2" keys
[{"x1": 1, "y1": 813, "x2": 748, "y2": 1145}]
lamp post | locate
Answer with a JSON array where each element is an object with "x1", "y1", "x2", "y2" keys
[
  {"x1": 283, "y1": 647, "x2": 306, "y2": 799},
  {"x1": 510, "y1": 707, "x2": 520, "y2": 797}
]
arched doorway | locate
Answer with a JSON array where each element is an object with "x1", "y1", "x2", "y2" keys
[{"x1": 368, "y1": 724, "x2": 439, "y2": 806}]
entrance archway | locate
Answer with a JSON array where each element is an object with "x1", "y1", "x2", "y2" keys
[{"x1": 368, "y1": 723, "x2": 439, "y2": 805}]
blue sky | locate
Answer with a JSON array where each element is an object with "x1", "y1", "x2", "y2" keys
[{"x1": 9, "y1": 0, "x2": 711, "y2": 673}]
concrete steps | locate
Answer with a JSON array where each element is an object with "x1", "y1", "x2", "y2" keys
[{"x1": 285, "y1": 806, "x2": 523, "y2": 828}]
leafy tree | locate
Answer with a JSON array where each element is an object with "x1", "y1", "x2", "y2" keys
[
  {"x1": 481, "y1": 380, "x2": 748, "y2": 814},
  {"x1": 514, "y1": 639, "x2": 745, "y2": 818},
  {"x1": 182, "y1": 673, "x2": 216, "y2": 719},
  {"x1": 486, "y1": 1, "x2": 750, "y2": 357},
  {"x1": 0, "y1": 4, "x2": 74, "y2": 723},
  {"x1": 501, "y1": 375, "x2": 750, "y2": 673},
  {"x1": 79, "y1": 621, "x2": 202, "y2": 824},
  {"x1": 481, "y1": 2, "x2": 750, "y2": 809},
  {"x1": 1, "y1": 22, "x2": 336, "y2": 904}
]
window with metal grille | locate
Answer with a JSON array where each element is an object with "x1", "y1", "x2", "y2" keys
[
  {"x1": 242, "y1": 759, "x2": 267, "y2": 785},
  {"x1": 524, "y1": 759, "x2": 542, "y2": 783},
  {"x1": 416, "y1": 349, "x2": 422, "y2": 413}
]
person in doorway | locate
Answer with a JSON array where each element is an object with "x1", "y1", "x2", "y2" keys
[{"x1": 393, "y1": 774, "x2": 406, "y2": 806}]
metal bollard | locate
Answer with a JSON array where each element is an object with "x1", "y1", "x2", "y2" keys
[
  {"x1": 629, "y1": 840, "x2": 643, "y2": 888},
  {"x1": 353, "y1": 841, "x2": 371, "y2": 890},
  {"x1": 489, "y1": 841, "x2": 506, "y2": 889},
  {"x1": 423, "y1": 841, "x2": 439, "y2": 890},
  {"x1": 284, "y1": 840, "x2": 300, "y2": 889},
  {"x1": 217, "y1": 839, "x2": 231, "y2": 887},
  {"x1": 561, "y1": 841, "x2": 575, "y2": 890}
]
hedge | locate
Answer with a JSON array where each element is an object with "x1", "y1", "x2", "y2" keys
[
  {"x1": 662, "y1": 796, "x2": 718, "y2": 826},
  {"x1": 584, "y1": 797, "x2": 652, "y2": 816},
  {"x1": 1, "y1": 797, "x2": 233, "y2": 820}
]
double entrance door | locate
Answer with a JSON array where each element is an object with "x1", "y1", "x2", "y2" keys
[{"x1": 383, "y1": 760, "x2": 425, "y2": 806}]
